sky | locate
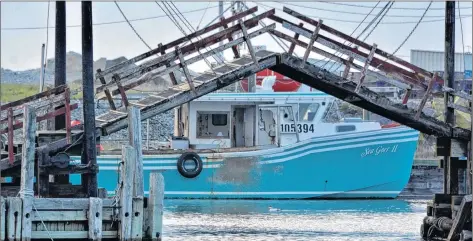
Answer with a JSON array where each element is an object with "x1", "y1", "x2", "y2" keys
[{"x1": 1, "y1": 1, "x2": 472, "y2": 73}]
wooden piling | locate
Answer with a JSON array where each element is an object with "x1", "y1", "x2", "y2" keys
[
  {"x1": 1, "y1": 197, "x2": 5, "y2": 240},
  {"x1": 131, "y1": 197, "x2": 144, "y2": 240},
  {"x1": 146, "y1": 172, "x2": 164, "y2": 240},
  {"x1": 20, "y1": 105, "x2": 36, "y2": 241},
  {"x1": 128, "y1": 106, "x2": 144, "y2": 197},
  {"x1": 88, "y1": 197, "x2": 103, "y2": 240},
  {"x1": 7, "y1": 197, "x2": 22, "y2": 241},
  {"x1": 119, "y1": 145, "x2": 135, "y2": 240}
]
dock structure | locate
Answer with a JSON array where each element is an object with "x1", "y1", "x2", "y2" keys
[{"x1": 0, "y1": 3, "x2": 471, "y2": 240}]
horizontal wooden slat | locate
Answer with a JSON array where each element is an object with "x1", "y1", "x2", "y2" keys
[
  {"x1": 0, "y1": 85, "x2": 67, "y2": 112},
  {"x1": 31, "y1": 209, "x2": 114, "y2": 222},
  {"x1": 32, "y1": 198, "x2": 115, "y2": 210},
  {"x1": 32, "y1": 231, "x2": 117, "y2": 239}
]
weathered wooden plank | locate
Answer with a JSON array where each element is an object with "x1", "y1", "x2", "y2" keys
[
  {"x1": 301, "y1": 19, "x2": 322, "y2": 63},
  {"x1": 97, "y1": 10, "x2": 275, "y2": 93},
  {"x1": 31, "y1": 231, "x2": 117, "y2": 239},
  {"x1": 32, "y1": 198, "x2": 114, "y2": 210},
  {"x1": 415, "y1": 75, "x2": 436, "y2": 120},
  {"x1": 282, "y1": 6, "x2": 434, "y2": 80},
  {"x1": 7, "y1": 197, "x2": 22, "y2": 241},
  {"x1": 355, "y1": 43, "x2": 377, "y2": 93},
  {"x1": 119, "y1": 145, "x2": 135, "y2": 240},
  {"x1": 131, "y1": 197, "x2": 144, "y2": 240},
  {"x1": 31, "y1": 209, "x2": 114, "y2": 222},
  {"x1": 95, "y1": 6, "x2": 258, "y2": 79},
  {"x1": 239, "y1": 19, "x2": 258, "y2": 67},
  {"x1": 97, "y1": 68, "x2": 117, "y2": 110},
  {"x1": 88, "y1": 197, "x2": 103, "y2": 240},
  {"x1": 176, "y1": 48, "x2": 196, "y2": 93},
  {"x1": 128, "y1": 106, "x2": 144, "y2": 197},
  {"x1": 288, "y1": 22, "x2": 304, "y2": 55},
  {"x1": 273, "y1": 54, "x2": 471, "y2": 141},
  {"x1": 447, "y1": 194, "x2": 472, "y2": 240},
  {"x1": 146, "y1": 172, "x2": 164, "y2": 240},
  {"x1": 7, "y1": 108, "x2": 14, "y2": 164},
  {"x1": 101, "y1": 55, "x2": 278, "y2": 135},
  {"x1": 0, "y1": 197, "x2": 5, "y2": 240},
  {"x1": 0, "y1": 85, "x2": 67, "y2": 111},
  {"x1": 20, "y1": 105, "x2": 36, "y2": 241}
]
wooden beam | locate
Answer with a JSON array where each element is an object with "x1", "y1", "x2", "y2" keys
[
  {"x1": 128, "y1": 106, "x2": 144, "y2": 197},
  {"x1": 131, "y1": 197, "x2": 144, "y2": 240},
  {"x1": 176, "y1": 47, "x2": 196, "y2": 93},
  {"x1": 355, "y1": 43, "x2": 377, "y2": 93},
  {"x1": 402, "y1": 89, "x2": 412, "y2": 105},
  {"x1": 0, "y1": 197, "x2": 5, "y2": 240},
  {"x1": 273, "y1": 54, "x2": 470, "y2": 142},
  {"x1": 238, "y1": 19, "x2": 258, "y2": 67},
  {"x1": 88, "y1": 197, "x2": 103, "y2": 240},
  {"x1": 447, "y1": 194, "x2": 472, "y2": 240},
  {"x1": 20, "y1": 105, "x2": 36, "y2": 241},
  {"x1": 0, "y1": 85, "x2": 67, "y2": 111},
  {"x1": 96, "y1": 68, "x2": 116, "y2": 110},
  {"x1": 158, "y1": 43, "x2": 178, "y2": 85},
  {"x1": 288, "y1": 23, "x2": 304, "y2": 55},
  {"x1": 119, "y1": 145, "x2": 135, "y2": 240},
  {"x1": 220, "y1": 17, "x2": 240, "y2": 59},
  {"x1": 101, "y1": 24, "x2": 275, "y2": 99},
  {"x1": 7, "y1": 108, "x2": 13, "y2": 164},
  {"x1": 302, "y1": 19, "x2": 322, "y2": 64},
  {"x1": 342, "y1": 56, "x2": 354, "y2": 79},
  {"x1": 95, "y1": 6, "x2": 259, "y2": 79},
  {"x1": 112, "y1": 74, "x2": 129, "y2": 109},
  {"x1": 146, "y1": 172, "x2": 164, "y2": 240},
  {"x1": 415, "y1": 74, "x2": 436, "y2": 120},
  {"x1": 65, "y1": 88, "x2": 71, "y2": 145}
]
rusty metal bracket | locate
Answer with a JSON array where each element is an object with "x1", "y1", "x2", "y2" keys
[
  {"x1": 355, "y1": 43, "x2": 377, "y2": 93},
  {"x1": 301, "y1": 19, "x2": 322, "y2": 66}
]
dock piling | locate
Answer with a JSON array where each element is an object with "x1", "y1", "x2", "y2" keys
[{"x1": 147, "y1": 172, "x2": 165, "y2": 241}]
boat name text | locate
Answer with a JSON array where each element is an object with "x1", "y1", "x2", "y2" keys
[{"x1": 361, "y1": 144, "x2": 398, "y2": 158}]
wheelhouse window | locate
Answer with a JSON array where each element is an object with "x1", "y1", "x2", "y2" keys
[
  {"x1": 197, "y1": 111, "x2": 230, "y2": 138},
  {"x1": 299, "y1": 103, "x2": 320, "y2": 122},
  {"x1": 336, "y1": 125, "x2": 356, "y2": 132}
]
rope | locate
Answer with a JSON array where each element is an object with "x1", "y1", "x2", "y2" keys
[
  {"x1": 114, "y1": 2, "x2": 152, "y2": 50},
  {"x1": 17, "y1": 189, "x2": 54, "y2": 240},
  {"x1": 196, "y1": 1, "x2": 211, "y2": 30}
]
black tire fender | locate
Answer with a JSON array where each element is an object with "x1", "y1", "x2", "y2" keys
[{"x1": 177, "y1": 152, "x2": 203, "y2": 178}]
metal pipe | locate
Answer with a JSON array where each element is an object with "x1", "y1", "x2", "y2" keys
[
  {"x1": 81, "y1": 1, "x2": 98, "y2": 197},
  {"x1": 39, "y1": 44, "x2": 46, "y2": 93}
]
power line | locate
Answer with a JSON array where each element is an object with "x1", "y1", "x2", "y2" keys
[
  {"x1": 256, "y1": 2, "x2": 471, "y2": 25},
  {"x1": 196, "y1": 1, "x2": 211, "y2": 30},
  {"x1": 391, "y1": 2, "x2": 433, "y2": 56},
  {"x1": 362, "y1": 2, "x2": 394, "y2": 42},
  {"x1": 277, "y1": 1, "x2": 451, "y2": 18},
  {"x1": 1, "y1": 5, "x2": 222, "y2": 31},
  {"x1": 114, "y1": 1, "x2": 152, "y2": 50},
  {"x1": 318, "y1": 1, "x2": 471, "y2": 11}
]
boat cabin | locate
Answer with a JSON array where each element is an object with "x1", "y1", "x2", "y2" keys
[{"x1": 172, "y1": 90, "x2": 381, "y2": 150}]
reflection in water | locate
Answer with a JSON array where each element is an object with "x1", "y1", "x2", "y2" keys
[{"x1": 163, "y1": 199, "x2": 427, "y2": 240}]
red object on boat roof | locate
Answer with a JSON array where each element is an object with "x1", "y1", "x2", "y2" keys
[
  {"x1": 71, "y1": 120, "x2": 81, "y2": 127},
  {"x1": 240, "y1": 69, "x2": 301, "y2": 92},
  {"x1": 381, "y1": 122, "x2": 401, "y2": 128}
]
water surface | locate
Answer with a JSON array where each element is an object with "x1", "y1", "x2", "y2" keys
[{"x1": 163, "y1": 199, "x2": 427, "y2": 240}]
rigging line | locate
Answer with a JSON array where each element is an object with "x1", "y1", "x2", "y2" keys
[
  {"x1": 178, "y1": 1, "x2": 235, "y2": 49},
  {"x1": 255, "y1": 2, "x2": 471, "y2": 25},
  {"x1": 458, "y1": 1, "x2": 466, "y2": 72},
  {"x1": 362, "y1": 2, "x2": 394, "y2": 42},
  {"x1": 166, "y1": 2, "x2": 225, "y2": 63},
  {"x1": 391, "y1": 2, "x2": 433, "y2": 56},
  {"x1": 271, "y1": 1, "x2": 460, "y2": 18},
  {"x1": 196, "y1": 1, "x2": 211, "y2": 30},
  {"x1": 318, "y1": 1, "x2": 471, "y2": 11},
  {"x1": 329, "y1": 1, "x2": 394, "y2": 73},
  {"x1": 321, "y1": 1, "x2": 383, "y2": 71},
  {"x1": 249, "y1": 2, "x2": 297, "y2": 56},
  {"x1": 1, "y1": 5, "x2": 221, "y2": 31},
  {"x1": 157, "y1": 2, "x2": 219, "y2": 70},
  {"x1": 114, "y1": 1, "x2": 152, "y2": 49}
]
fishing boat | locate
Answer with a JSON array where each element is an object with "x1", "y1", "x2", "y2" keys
[{"x1": 71, "y1": 77, "x2": 419, "y2": 199}]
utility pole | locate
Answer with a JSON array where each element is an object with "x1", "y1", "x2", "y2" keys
[
  {"x1": 54, "y1": 1, "x2": 69, "y2": 184},
  {"x1": 444, "y1": 1, "x2": 457, "y2": 195},
  {"x1": 81, "y1": 1, "x2": 98, "y2": 197}
]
